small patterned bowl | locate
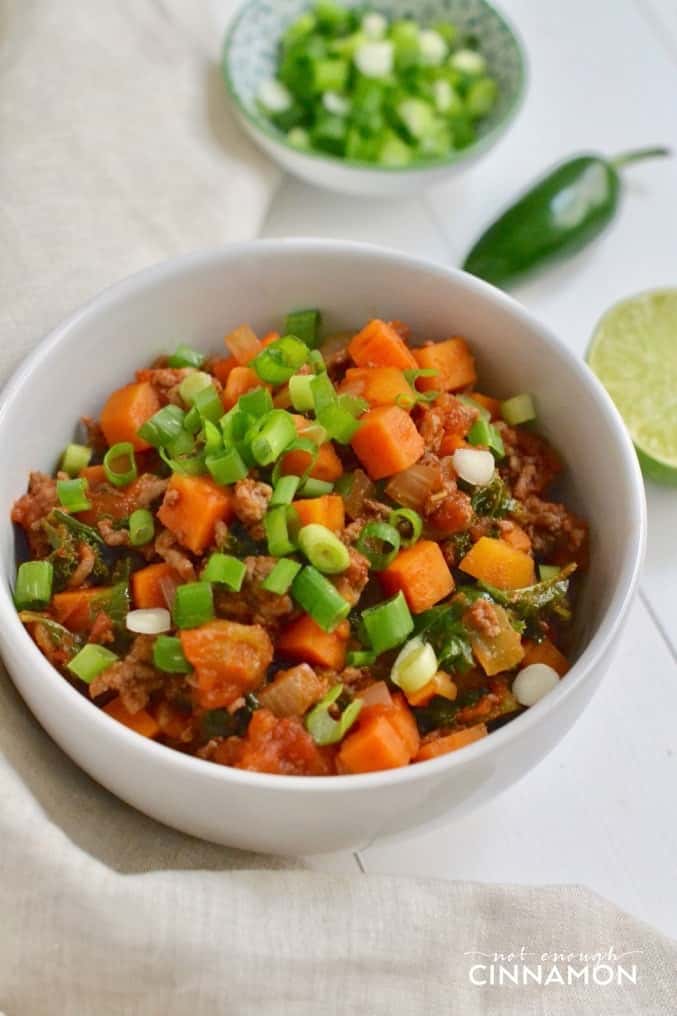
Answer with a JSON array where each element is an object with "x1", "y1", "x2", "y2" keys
[{"x1": 223, "y1": 0, "x2": 527, "y2": 197}]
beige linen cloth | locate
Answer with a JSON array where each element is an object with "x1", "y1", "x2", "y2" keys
[{"x1": 0, "y1": 2, "x2": 675, "y2": 1013}]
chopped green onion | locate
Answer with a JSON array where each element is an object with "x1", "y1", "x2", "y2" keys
[
  {"x1": 201, "y1": 553, "x2": 246, "y2": 591},
  {"x1": 183, "y1": 405, "x2": 202, "y2": 434},
  {"x1": 238, "y1": 387, "x2": 273, "y2": 418},
  {"x1": 168, "y1": 344, "x2": 205, "y2": 369},
  {"x1": 501, "y1": 393, "x2": 536, "y2": 426},
  {"x1": 285, "y1": 308, "x2": 322, "y2": 348},
  {"x1": 129, "y1": 508, "x2": 155, "y2": 547},
  {"x1": 250, "y1": 410, "x2": 297, "y2": 466},
  {"x1": 388, "y1": 508, "x2": 422, "y2": 548},
  {"x1": 172, "y1": 581, "x2": 214, "y2": 629},
  {"x1": 56, "y1": 477, "x2": 92, "y2": 513},
  {"x1": 271, "y1": 437, "x2": 318, "y2": 485},
  {"x1": 299, "y1": 477, "x2": 334, "y2": 498},
  {"x1": 264, "y1": 505, "x2": 297, "y2": 557},
  {"x1": 361, "y1": 591, "x2": 414, "y2": 655},
  {"x1": 305, "y1": 684, "x2": 362, "y2": 746},
  {"x1": 67, "y1": 644, "x2": 118, "y2": 684},
  {"x1": 356, "y1": 521, "x2": 401, "y2": 571},
  {"x1": 308, "y1": 349, "x2": 326, "y2": 373},
  {"x1": 103, "y1": 442, "x2": 137, "y2": 488},
  {"x1": 338, "y1": 393, "x2": 369, "y2": 418},
  {"x1": 159, "y1": 447, "x2": 207, "y2": 477},
  {"x1": 166, "y1": 428, "x2": 198, "y2": 457},
  {"x1": 261, "y1": 558, "x2": 302, "y2": 594},
  {"x1": 298, "y1": 523, "x2": 350, "y2": 574},
  {"x1": 468, "y1": 418, "x2": 505, "y2": 459},
  {"x1": 317, "y1": 402, "x2": 361, "y2": 443},
  {"x1": 391, "y1": 637, "x2": 438, "y2": 693},
  {"x1": 251, "y1": 335, "x2": 309, "y2": 385},
  {"x1": 270, "y1": 474, "x2": 301, "y2": 507},
  {"x1": 539, "y1": 564, "x2": 561, "y2": 582},
  {"x1": 153, "y1": 635, "x2": 193, "y2": 674},
  {"x1": 206, "y1": 447, "x2": 248, "y2": 485},
  {"x1": 137, "y1": 405, "x2": 186, "y2": 448},
  {"x1": 300, "y1": 422, "x2": 328, "y2": 446},
  {"x1": 178, "y1": 371, "x2": 213, "y2": 406},
  {"x1": 192, "y1": 384, "x2": 224, "y2": 424},
  {"x1": 289, "y1": 374, "x2": 315, "y2": 411},
  {"x1": 60, "y1": 443, "x2": 92, "y2": 477},
  {"x1": 346, "y1": 650, "x2": 377, "y2": 667},
  {"x1": 14, "y1": 560, "x2": 53, "y2": 610},
  {"x1": 310, "y1": 372, "x2": 336, "y2": 412},
  {"x1": 291, "y1": 566, "x2": 351, "y2": 631},
  {"x1": 203, "y1": 420, "x2": 223, "y2": 455}
]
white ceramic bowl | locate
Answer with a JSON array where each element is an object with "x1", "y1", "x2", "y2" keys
[
  {"x1": 0, "y1": 241, "x2": 645, "y2": 855},
  {"x1": 223, "y1": 0, "x2": 527, "y2": 197}
]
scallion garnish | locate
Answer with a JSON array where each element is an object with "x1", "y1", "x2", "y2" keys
[
  {"x1": 178, "y1": 371, "x2": 214, "y2": 406},
  {"x1": 346, "y1": 649, "x2": 377, "y2": 667},
  {"x1": 361, "y1": 591, "x2": 414, "y2": 655},
  {"x1": 284, "y1": 308, "x2": 321, "y2": 348},
  {"x1": 250, "y1": 410, "x2": 297, "y2": 466},
  {"x1": 172, "y1": 581, "x2": 214, "y2": 629},
  {"x1": 203, "y1": 420, "x2": 223, "y2": 455},
  {"x1": 56, "y1": 477, "x2": 92, "y2": 513},
  {"x1": 129, "y1": 508, "x2": 155, "y2": 547},
  {"x1": 260, "y1": 558, "x2": 302, "y2": 595},
  {"x1": 270, "y1": 474, "x2": 301, "y2": 507},
  {"x1": 298, "y1": 477, "x2": 334, "y2": 498},
  {"x1": 238, "y1": 387, "x2": 274, "y2": 418},
  {"x1": 67, "y1": 644, "x2": 118, "y2": 684},
  {"x1": 14, "y1": 560, "x2": 54, "y2": 610},
  {"x1": 264, "y1": 505, "x2": 297, "y2": 557},
  {"x1": 291, "y1": 566, "x2": 351, "y2": 632},
  {"x1": 168, "y1": 344, "x2": 206, "y2": 369},
  {"x1": 137, "y1": 405, "x2": 186, "y2": 448},
  {"x1": 289, "y1": 373, "x2": 315, "y2": 412},
  {"x1": 103, "y1": 442, "x2": 137, "y2": 488},
  {"x1": 391, "y1": 636, "x2": 438, "y2": 694},
  {"x1": 251, "y1": 335, "x2": 309, "y2": 384},
  {"x1": 501, "y1": 393, "x2": 536, "y2": 426},
  {"x1": 387, "y1": 508, "x2": 422, "y2": 548},
  {"x1": 310, "y1": 372, "x2": 336, "y2": 413},
  {"x1": 468, "y1": 418, "x2": 505, "y2": 458},
  {"x1": 192, "y1": 384, "x2": 224, "y2": 424},
  {"x1": 317, "y1": 401, "x2": 362, "y2": 443},
  {"x1": 201, "y1": 553, "x2": 247, "y2": 591},
  {"x1": 298, "y1": 523, "x2": 350, "y2": 574},
  {"x1": 153, "y1": 635, "x2": 193, "y2": 674},
  {"x1": 356, "y1": 521, "x2": 401, "y2": 571},
  {"x1": 305, "y1": 684, "x2": 362, "y2": 746},
  {"x1": 206, "y1": 447, "x2": 248, "y2": 485},
  {"x1": 59, "y1": 443, "x2": 92, "y2": 477}
]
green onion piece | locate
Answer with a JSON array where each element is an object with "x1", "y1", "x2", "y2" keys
[
  {"x1": 291, "y1": 566, "x2": 351, "y2": 632},
  {"x1": 299, "y1": 477, "x2": 334, "y2": 498},
  {"x1": 305, "y1": 684, "x2": 362, "y2": 746},
  {"x1": 289, "y1": 374, "x2": 315, "y2": 411},
  {"x1": 270, "y1": 474, "x2": 301, "y2": 507},
  {"x1": 361, "y1": 591, "x2": 414, "y2": 655},
  {"x1": 338, "y1": 394, "x2": 369, "y2": 418},
  {"x1": 468, "y1": 418, "x2": 505, "y2": 459},
  {"x1": 172, "y1": 581, "x2": 214, "y2": 629},
  {"x1": 356, "y1": 521, "x2": 401, "y2": 571},
  {"x1": 153, "y1": 635, "x2": 193, "y2": 674},
  {"x1": 14, "y1": 560, "x2": 53, "y2": 610},
  {"x1": 129, "y1": 508, "x2": 155, "y2": 547},
  {"x1": 539, "y1": 564, "x2": 561, "y2": 582},
  {"x1": 458, "y1": 394, "x2": 491, "y2": 421},
  {"x1": 271, "y1": 437, "x2": 319, "y2": 486},
  {"x1": 346, "y1": 650, "x2": 377, "y2": 667},
  {"x1": 60, "y1": 443, "x2": 92, "y2": 477},
  {"x1": 261, "y1": 558, "x2": 302, "y2": 595},
  {"x1": 310, "y1": 372, "x2": 337, "y2": 413},
  {"x1": 300, "y1": 422, "x2": 328, "y2": 447},
  {"x1": 501, "y1": 393, "x2": 536, "y2": 426},
  {"x1": 137, "y1": 405, "x2": 186, "y2": 448},
  {"x1": 308, "y1": 349, "x2": 326, "y2": 373},
  {"x1": 317, "y1": 402, "x2": 361, "y2": 444},
  {"x1": 206, "y1": 447, "x2": 248, "y2": 485},
  {"x1": 251, "y1": 335, "x2": 309, "y2": 384},
  {"x1": 264, "y1": 505, "x2": 297, "y2": 557},
  {"x1": 178, "y1": 371, "x2": 213, "y2": 406},
  {"x1": 250, "y1": 410, "x2": 297, "y2": 466},
  {"x1": 388, "y1": 508, "x2": 422, "y2": 548},
  {"x1": 183, "y1": 405, "x2": 202, "y2": 434},
  {"x1": 56, "y1": 477, "x2": 92, "y2": 513},
  {"x1": 159, "y1": 447, "x2": 207, "y2": 477},
  {"x1": 238, "y1": 387, "x2": 273, "y2": 418},
  {"x1": 285, "y1": 308, "x2": 322, "y2": 348},
  {"x1": 298, "y1": 523, "x2": 350, "y2": 574},
  {"x1": 201, "y1": 553, "x2": 246, "y2": 591},
  {"x1": 391, "y1": 636, "x2": 438, "y2": 694},
  {"x1": 192, "y1": 384, "x2": 224, "y2": 424},
  {"x1": 103, "y1": 442, "x2": 138, "y2": 488},
  {"x1": 67, "y1": 644, "x2": 118, "y2": 684},
  {"x1": 203, "y1": 420, "x2": 223, "y2": 455},
  {"x1": 168, "y1": 344, "x2": 206, "y2": 369}
]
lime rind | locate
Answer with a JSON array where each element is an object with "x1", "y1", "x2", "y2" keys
[{"x1": 587, "y1": 289, "x2": 677, "y2": 484}]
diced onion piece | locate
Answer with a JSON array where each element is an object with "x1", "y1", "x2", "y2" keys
[
  {"x1": 126, "y1": 607, "x2": 172, "y2": 635},
  {"x1": 385, "y1": 462, "x2": 442, "y2": 511},
  {"x1": 158, "y1": 575, "x2": 178, "y2": 611},
  {"x1": 452, "y1": 448, "x2": 495, "y2": 486},
  {"x1": 451, "y1": 49, "x2": 487, "y2": 76},
  {"x1": 323, "y1": 91, "x2": 350, "y2": 117},
  {"x1": 357, "y1": 681, "x2": 394, "y2": 709},
  {"x1": 513, "y1": 663, "x2": 560, "y2": 706},
  {"x1": 354, "y1": 40, "x2": 394, "y2": 78},
  {"x1": 258, "y1": 78, "x2": 293, "y2": 113},
  {"x1": 419, "y1": 29, "x2": 448, "y2": 65},
  {"x1": 362, "y1": 12, "x2": 387, "y2": 39},
  {"x1": 391, "y1": 637, "x2": 438, "y2": 694}
]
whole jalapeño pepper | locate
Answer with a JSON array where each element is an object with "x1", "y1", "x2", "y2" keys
[{"x1": 463, "y1": 147, "x2": 670, "y2": 288}]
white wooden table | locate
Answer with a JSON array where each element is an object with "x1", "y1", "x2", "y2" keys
[{"x1": 258, "y1": 0, "x2": 677, "y2": 938}]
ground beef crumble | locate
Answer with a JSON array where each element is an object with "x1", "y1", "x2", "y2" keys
[{"x1": 89, "y1": 635, "x2": 164, "y2": 713}]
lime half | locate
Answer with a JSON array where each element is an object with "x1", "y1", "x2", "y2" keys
[{"x1": 587, "y1": 289, "x2": 677, "y2": 485}]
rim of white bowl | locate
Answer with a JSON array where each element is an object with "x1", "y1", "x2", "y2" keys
[
  {"x1": 0, "y1": 240, "x2": 647, "y2": 793},
  {"x1": 221, "y1": 0, "x2": 529, "y2": 175}
]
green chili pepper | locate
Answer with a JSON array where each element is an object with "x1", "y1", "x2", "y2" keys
[{"x1": 463, "y1": 146, "x2": 670, "y2": 288}]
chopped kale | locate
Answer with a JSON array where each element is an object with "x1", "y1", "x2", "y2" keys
[
  {"x1": 414, "y1": 602, "x2": 474, "y2": 674},
  {"x1": 470, "y1": 475, "x2": 517, "y2": 519},
  {"x1": 40, "y1": 509, "x2": 108, "y2": 590},
  {"x1": 413, "y1": 695, "x2": 459, "y2": 735},
  {"x1": 480, "y1": 563, "x2": 577, "y2": 622}
]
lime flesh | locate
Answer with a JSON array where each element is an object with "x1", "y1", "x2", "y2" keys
[{"x1": 587, "y1": 289, "x2": 677, "y2": 485}]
